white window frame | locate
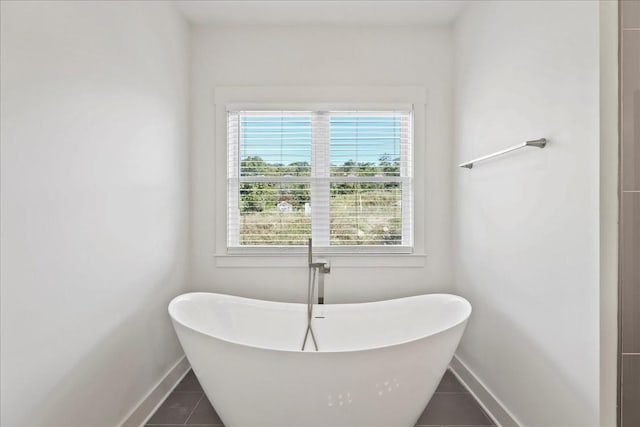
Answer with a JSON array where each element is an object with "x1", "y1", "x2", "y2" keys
[{"x1": 213, "y1": 86, "x2": 427, "y2": 268}]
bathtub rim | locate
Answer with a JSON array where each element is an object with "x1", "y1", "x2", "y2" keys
[{"x1": 168, "y1": 292, "x2": 471, "y2": 355}]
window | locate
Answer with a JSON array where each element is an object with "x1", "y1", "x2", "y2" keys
[{"x1": 227, "y1": 109, "x2": 413, "y2": 252}]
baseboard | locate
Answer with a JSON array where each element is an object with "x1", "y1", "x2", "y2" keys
[
  {"x1": 119, "y1": 355, "x2": 191, "y2": 427},
  {"x1": 450, "y1": 355, "x2": 522, "y2": 427}
]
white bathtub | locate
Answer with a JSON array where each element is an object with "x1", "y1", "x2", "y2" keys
[{"x1": 169, "y1": 292, "x2": 471, "y2": 427}]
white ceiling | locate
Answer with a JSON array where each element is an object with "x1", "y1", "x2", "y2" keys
[{"x1": 173, "y1": 1, "x2": 468, "y2": 26}]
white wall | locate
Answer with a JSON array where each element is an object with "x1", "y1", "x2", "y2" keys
[
  {"x1": 0, "y1": 2, "x2": 190, "y2": 426},
  {"x1": 452, "y1": 1, "x2": 600, "y2": 426},
  {"x1": 190, "y1": 24, "x2": 453, "y2": 303}
]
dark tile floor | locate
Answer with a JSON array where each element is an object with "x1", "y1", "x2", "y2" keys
[{"x1": 146, "y1": 369, "x2": 495, "y2": 427}]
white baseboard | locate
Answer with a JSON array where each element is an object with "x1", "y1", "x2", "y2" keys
[
  {"x1": 119, "y1": 355, "x2": 191, "y2": 427},
  {"x1": 450, "y1": 355, "x2": 522, "y2": 427}
]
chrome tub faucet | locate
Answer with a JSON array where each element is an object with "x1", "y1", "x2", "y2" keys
[{"x1": 308, "y1": 238, "x2": 330, "y2": 304}]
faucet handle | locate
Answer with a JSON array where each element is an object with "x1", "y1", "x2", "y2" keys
[
  {"x1": 323, "y1": 261, "x2": 331, "y2": 274},
  {"x1": 317, "y1": 259, "x2": 331, "y2": 273}
]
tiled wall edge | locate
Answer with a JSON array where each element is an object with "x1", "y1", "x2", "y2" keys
[
  {"x1": 449, "y1": 355, "x2": 522, "y2": 427},
  {"x1": 119, "y1": 355, "x2": 191, "y2": 427}
]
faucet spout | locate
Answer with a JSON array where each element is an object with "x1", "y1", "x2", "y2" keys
[{"x1": 318, "y1": 272, "x2": 324, "y2": 305}]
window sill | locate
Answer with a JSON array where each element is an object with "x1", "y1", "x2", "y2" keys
[{"x1": 213, "y1": 253, "x2": 427, "y2": 268}]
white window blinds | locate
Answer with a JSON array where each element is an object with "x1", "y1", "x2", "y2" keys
[{"x1": 227, "y1": 110, "x2": 413, "y2": 251}]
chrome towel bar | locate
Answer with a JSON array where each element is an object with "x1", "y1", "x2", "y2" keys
[{"x1": 459, "y1": 138, "x2": 547, "y2": 169}]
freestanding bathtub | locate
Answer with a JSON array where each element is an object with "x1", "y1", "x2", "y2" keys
[{"x1": 169, "y1": 292, "x2": 471, "y2": 427}]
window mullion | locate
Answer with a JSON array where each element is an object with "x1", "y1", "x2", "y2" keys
[{"x1": 311, "y1": 111, "x2": 330, "y2": 246}]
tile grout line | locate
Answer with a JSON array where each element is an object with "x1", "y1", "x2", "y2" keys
[{"x1": 183, "y1": 393, "x2": 205, "y2": 425}]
